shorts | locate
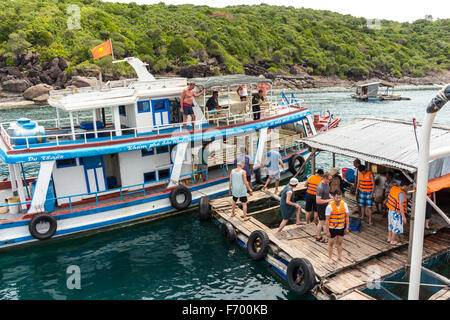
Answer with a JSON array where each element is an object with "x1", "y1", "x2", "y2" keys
[
  {"x1": 268, "y1": 171, "x2": 280, "y2": 180},
  {"x1": 388, "y1": 209, "x2": 404, "y2": 234},
  {"x1": 305, "y1": 193, "x2": 317, "y2": 212},
  {"x1": 358, "y1": 190, "x2": 373, "y2": 207},
  {"x1": 198, "y1": 164, "x2": 208, "y2": 174},
  {"x1": 329, "y1": 228, "x2": 345, "y2": 238},
  {"x1": 318, "y1": 204, "x2": 327, "y2": 221},
  {"x1": 183, "y1": 104, "x2": 194, "y2": 115},
  {"x1": 426, "y1": 203, "x2": 432, "y2": 219},
  {"x1": 232, "y1": 196, "x2": 247, "y2": 203}
]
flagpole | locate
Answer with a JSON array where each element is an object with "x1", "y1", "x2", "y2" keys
[{"x1": 110, "y1": 38, "x2": 115, "y2": 60}]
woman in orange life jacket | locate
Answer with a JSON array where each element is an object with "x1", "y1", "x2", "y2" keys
[
  {"x1": 325, "y1": 190, "x2": 350, "y2": 265},
  {"x1": 356, "y1": 164, "x2": 375, "y2": 226},
  {"x1": 386, "y1": 178, "x2": 410, "y2": 245}
]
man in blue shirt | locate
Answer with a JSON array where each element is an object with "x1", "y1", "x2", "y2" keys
[
  {"x1": 234, "y1": 146, "x2": 253, "y2": 184},
  {"x1": 205, "y1": 91, "x2": 223, "y2": 112},
  {"x1": 262, "y1": 144, "x2": 285, "y2": 194}
]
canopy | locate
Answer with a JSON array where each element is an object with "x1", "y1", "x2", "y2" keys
[
  {"x1": 189, "y1": 74, "x2": 272, "y2": 89},
  {"x1": 427, "y1": 174, "x2": 450, "y2": 193}
]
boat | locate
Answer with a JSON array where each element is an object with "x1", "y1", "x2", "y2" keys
[
  {"x1": 351, "y1": 82, "x2": 410, "y2": 101},
  {"x1": 0, "y1": 57, "x2": 340, "y2": 250}
]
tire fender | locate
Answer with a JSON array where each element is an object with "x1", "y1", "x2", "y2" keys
[
  {"x1": 286, "y1": 258, "x2": 316, "y2": 295},
  {"x1": 199, "y1": 196, "x2": 211, "y2": 221},
  {"x1": 246, "y1": 230, "x2": 270, "y2": 261},
  {"x1": 28, "y1": 213, "x2": 57, "y2": 241},
  {"x1": 289, "y1": 154, "x2": 306, "y2": 176},
  {"x1": 169, "y1": 185, "x2": 192, "y2": 211},
  {"x1": 221, "y1": 221, "x2": 236, "y2": 242}
]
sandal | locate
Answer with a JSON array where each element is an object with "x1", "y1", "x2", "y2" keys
[{"x1": 316, "y1": 236, "x2": 328, "y2": 243}]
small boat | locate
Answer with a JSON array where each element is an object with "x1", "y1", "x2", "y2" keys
[{"x1": 351, "y1": 82, "x2": 410, "y2": 101}]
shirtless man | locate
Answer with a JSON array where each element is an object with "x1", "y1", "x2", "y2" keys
[{"x1": 180, "y1": 82, "x2": 205, "y2": 130}]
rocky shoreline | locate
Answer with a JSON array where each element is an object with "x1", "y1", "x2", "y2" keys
[{"x1": 1, "y1": 53, "x2": 449, "y2": 108}]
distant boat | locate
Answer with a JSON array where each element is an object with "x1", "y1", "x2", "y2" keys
[{"x1": 350, "y1": 81, "x2": 410, "y2": 101}]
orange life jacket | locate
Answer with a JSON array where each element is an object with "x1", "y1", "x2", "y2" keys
[
  {"x1": 306, "y1": 175, "x2": 322, "y2": 195},
  {"x1": 328, "y1": 200, "x2": 347, "y2": 229},
  {"x1": 358, "y1": 171, "x2": 374, "y2": 192},
  {"x1": 386, "y1": 185, "x2": 407, "y2": 213}
]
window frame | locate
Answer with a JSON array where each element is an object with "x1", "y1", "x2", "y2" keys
[
  {"x1": 137, "y1": 100, "x2": 151, "y2": 113},
  {"x1": 56, "y1": 158, "x2": 77, "y2": 169},
  {"x1": 143, "y1": 171, "x2": 156, "y2": 183}
]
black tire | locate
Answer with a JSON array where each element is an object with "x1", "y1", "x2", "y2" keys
[
  {"x1": 286, "y1": 258, "x2": 316, "y2": 295},
  {"x1": 28, "y1": 213, "x2": 57, "y2": 241},
  {"x1": 169, "y1": 185, "x2": 192, "y2": 211},
  {"x1": 221, "y1": 222, "x2": 236, "y2": 242},
  {"x1": 247, "y1": 230, "x2": 270, "y2": 261},
  {"x1": 289, "y1": 154, "x2": 305, "y2": 176},
  {"x1": 254, "y1": 168, "x2": 267, "y2": 185},
  {"x1": 199, "y1": 196, "x2": 211, "y2": 221}
]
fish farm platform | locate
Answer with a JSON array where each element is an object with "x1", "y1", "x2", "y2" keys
[{"x1": 208, "y1": 187, "x2": 449, "y2": 300}]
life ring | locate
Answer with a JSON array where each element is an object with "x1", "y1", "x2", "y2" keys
[
  {"x1": 286, "y1": 258, "x2": 316, "y2": 295},
  {"x1": 198, "y1": 196, "x2": 211, "y2": 221},
  {"x1": 289, "y1": 154, "x2": 305, "y2": 176},
  {"x1": 169, "y1": 185, "x2": 192, "y2": 211},
  {"x1": 28, "y1": 213, "x2": 57, "y2": 241},
  {"x1": 221, "y1": 221, "x2": 236, "y2": 242},
  {"x1": 254, "y1": 168, "x2": 267, "y2": 185},
  {"x1": 247, "y1": 230, "x2": 270, "y2": 261}
]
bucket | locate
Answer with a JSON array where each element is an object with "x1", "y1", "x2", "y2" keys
[
  {"x1": 349, "y1": 216, "x2": 361, "y2": 231},
  {"x1": 7, "y1": 196, "x2": 20, "y2": 214}
]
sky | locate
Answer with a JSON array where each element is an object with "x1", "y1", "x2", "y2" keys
[{"x1": 104, "y1": 0, "x2": 450, "y2": 22}]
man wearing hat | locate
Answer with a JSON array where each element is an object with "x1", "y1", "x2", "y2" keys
[
  {"x1": 262, "y1": 144, "x2": 285, "y2": 194},
  {"x1": 180, "y1": 81, "x2": 205, "y2": 130},
  {"x1": 329, "y1": 167, "x2": 344, "y2": 195},
  {"x1": 278, "y1": 178, "x2": 305, "y2": 232}
]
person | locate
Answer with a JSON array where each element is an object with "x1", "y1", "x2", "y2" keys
[
  {"x1": 230, "y1": 161, "x2": 253, "y2": 218},
  {"x1": 205, "y1": 91, "x2": 223, "y2": 112},
  {"x1": 198, "y1": 141, "x2": 214, "y2": 182},
  {"x1": 382, "y1": 171, "x2": 398, "y2": 216},
  {"x1": 278, "y1": 178, "x2": 305, "y2": 232},
  {"x1": 305, "y1": 169, "x2": 324, "y2": 224},
  {"x1": 373, "y1": 173, "x2": 387, "y2": 215},
  {"x1": 180, "y1": 81, "x2": 205, "y2": 130},
  {"x1": 356, "y1": 164, "x2": 375, "y2": 226},
  {"x1": 350, "y1": 159, "x2": 361, "y2": 195},
  {"x1": 262, "y1": 144, "x2": 285, "y2": 194},
  {"x1": 251, "y1": 90, "x2": 264, "y2": 120},
  {"x1": 385, "y1": 179, "x2": 410, "y2": 245},
  {"x1": 237, "y1": 85, "x2": 248, "y2": 101},
  {"x1": 329, "y1": 167, "x2": 344, "y2": 194},
  {"x1": 325, "y1": 190, "x2": 350, "y2": 264},
  {"x1": 426, "y1": 189, "x2": 436, "y2": 230},
  {"x1": 234, "y1": 146, "x2": 253, "y2": 184},
  {"x1": 315, "y1": 172, "x2": 334, "y2": 243}
]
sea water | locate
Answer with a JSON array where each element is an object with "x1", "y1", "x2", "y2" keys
[{"x1": 0, "y1": 87, "x2": 448, "y2": 299}]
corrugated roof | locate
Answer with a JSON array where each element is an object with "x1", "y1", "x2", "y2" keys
[
  {"x1": 189, "y1": 74, "x2": 272, "y2": 89},
  {"x1": 301, "y1": 117, "x2": 450, "y2": 172}
]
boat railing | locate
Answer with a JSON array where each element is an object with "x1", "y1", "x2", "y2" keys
[
  {"x1": 0, "y1": 169, "x2": 208, "y2": 214},
  {"x1": 1, "y1": 106, "x2": 307, "y2": 150}
]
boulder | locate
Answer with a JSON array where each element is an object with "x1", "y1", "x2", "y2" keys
[
  {"x1": 1, "y1": 78, "x2": 32, "y2": 93},
  {"x1": 58, "y1": 58, "x2": 68, "y2": 71},
  {"x1": 179, "y1": 64, "x2": 214, "y2": 78},
  {"x1": 46, "y1": 64, "x2": 63, "y2": 80},
  {"x1": 66, "y1": 76, "x2": 97, "y2": 88},
  {"x1": 54, "y1": 72, "x2": 68, "y2": 88},
  {"x1": 32, "y1": 93, "x2": 49, "y2": 104},
  {"x1": 39, "y1": 72, "x2": 54, "y2": 85},
  {"x1": 23, "y1": 83, "x2": 53, "y2": 100}
]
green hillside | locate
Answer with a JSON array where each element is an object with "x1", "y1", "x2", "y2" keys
[{"x1": 0, "y1": 0, "x2": 449, "y2": 80}]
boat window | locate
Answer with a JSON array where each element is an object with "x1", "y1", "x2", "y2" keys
[
  {"x1": 137, "y1": 101, "x2": 151, "y2": 113},
  {"x1": 119, "y1": 105, "x2": 126, "y2": 116},
  {"x1": 152, "y1": 100, "x2": 166, "y2": 111},
  {"x1": 56, "y1": 158, "x2": 77, "y2": 168},
  {"x1": 143, "y1": 171, "x2": 156, "y2": 183},
  {"x1": 141, "y1": 148, "x2": 154, "y2": 157},
  {"x1": 156, "y1": 146, "x2": 169, "y2": 154},
  {"x1": 158, "y1": 169, "x2": 170, "y2": 180}
]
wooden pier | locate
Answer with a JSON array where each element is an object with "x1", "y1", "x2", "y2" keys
[{"x1": 209, "y1": 187, "x2": 449, "y2": 300}]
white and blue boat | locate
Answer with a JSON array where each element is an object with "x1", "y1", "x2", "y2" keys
[{"x1": 0, "y1": 57, "x2": 339, "y2": 250}]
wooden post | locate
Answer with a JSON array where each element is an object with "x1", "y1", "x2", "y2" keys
[
  {"x1": 332, "y1": 153, "x2": 336, "y2": 168},
  {"x1": 311, "y1": 148, "x2": 316, "y2": 174}
]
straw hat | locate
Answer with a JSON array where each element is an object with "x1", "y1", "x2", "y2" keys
[{"x1": 329, "y1": 168, "x2": 339, "y2": 176}]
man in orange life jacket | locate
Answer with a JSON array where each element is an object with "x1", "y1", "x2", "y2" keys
[
  {"x1": 305, "y1": 169, "x2": 324, "y2": 224},
  {"x1": 325, "y1": 190, "x2": 349, "y2": 265},
  {"x1": 356, "y1": 164, "x2": 375, "y2": 226},
  {"x1": 386, "y1": 178, "x2": 410, "y2": 245}
]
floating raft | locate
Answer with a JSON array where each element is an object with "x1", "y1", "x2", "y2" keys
[{"x1": 209, "y1": 187, "x2": 449, "y2": 300}]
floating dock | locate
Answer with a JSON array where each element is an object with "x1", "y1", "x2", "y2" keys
[{"x1": 208, "y1": 187, "x2": 449, "y2": 300}]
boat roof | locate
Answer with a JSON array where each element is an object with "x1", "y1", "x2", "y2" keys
[
  {"x1": 300, "y1": 117, "x2": 450, "y2": 173},
  {"x1": 357, "y1": 81, "x2": 394, "y2": 88},
  {"x1": 189, "y1": 74, "x2": 272, "y2": 89}
]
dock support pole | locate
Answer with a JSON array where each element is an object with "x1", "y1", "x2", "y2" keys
[
  {"x1": 69, "y1": 111, "x2": 75, "y2": 140},
  {"x1": 311, "y1": 148, "x2": 316, "y2": 174},
  {"x1": 408, "y1": 84, "x2": 449, "y2": 300},
  {"x1": 332, "y1": 152, "x2": 336, "y2": 168},
  {"x1": 92, "y1": 108, "x2": 98, "y2": 139}
]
